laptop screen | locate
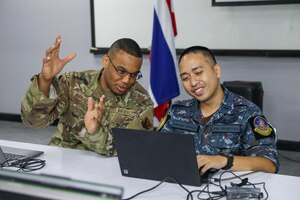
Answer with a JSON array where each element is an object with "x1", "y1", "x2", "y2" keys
[
  {"x1": 0, "y1": 170, "x2": 123, "y2": 200},
  {"x1": 112, "y1": 128, "x2": 203, "y2": 186}
]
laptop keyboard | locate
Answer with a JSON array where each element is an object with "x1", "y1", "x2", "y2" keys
[{"x1": 4, "y1": 153, "x2": 25, "y2": 161}]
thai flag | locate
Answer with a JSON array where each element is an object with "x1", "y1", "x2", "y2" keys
[{"x1": 149, "y1": 0, "x2": 180, "y2": 122}]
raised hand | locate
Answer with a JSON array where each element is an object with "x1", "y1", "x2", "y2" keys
[
  {"x1": 38, "y1": 35, "x2": 76, "y2": 96},
  {"x1": 84, "y1": 95, "x2": 106, "y2": 134}
]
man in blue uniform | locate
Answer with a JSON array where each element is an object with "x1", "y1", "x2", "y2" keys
[{"x1": 160, "y1": 46, "x2": 278, "y2": 174}]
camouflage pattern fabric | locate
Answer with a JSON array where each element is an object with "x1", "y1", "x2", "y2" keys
[
  {"x1": 21, "y1": 70, "x2": 154, "y2": 156},
  {"x1": 161, "y1": 86, "x2": 279, "y2": 172}
]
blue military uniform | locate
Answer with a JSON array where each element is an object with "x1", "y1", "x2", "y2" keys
[{"x1": 161, "y1": 86, "x2": 279, "y2": 172}]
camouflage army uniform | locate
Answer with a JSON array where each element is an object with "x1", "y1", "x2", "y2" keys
[
  {"x1": 21, "y1": 70, "x2": 154, "y2": 156},
  {"x1": 161, "y1": 86, "x2": 279, "y2": 171}
]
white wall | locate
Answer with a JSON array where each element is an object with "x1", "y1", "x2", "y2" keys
[
  {"x1": 93, "y1": 0, "x2": 300, "y2": 50},
  {"x1": 0, "y1": 0, "x2": 299, "y2": 142}
]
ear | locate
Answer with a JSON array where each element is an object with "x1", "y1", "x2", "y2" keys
[
  {"x1": 214, "y1": 64, "x2": 222, "y2": 78},
  {"x1": 102, "y1": 54, "x2": 109, "y2": 69}
]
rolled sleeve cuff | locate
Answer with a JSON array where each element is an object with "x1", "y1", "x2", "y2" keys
[{"x1": 29, "y1": 75, "x2": 58, "y2": 104}]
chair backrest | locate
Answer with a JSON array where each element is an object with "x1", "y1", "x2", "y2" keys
[{"x1": 223, "y1": 81, "x2": 264, "y2": 111}]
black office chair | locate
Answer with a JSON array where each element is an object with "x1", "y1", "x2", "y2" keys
[{"x1": 223, "y1": 81, "x2": 264, "y2": 111}]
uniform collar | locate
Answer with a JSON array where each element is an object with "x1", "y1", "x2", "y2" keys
[
  {"x1": 191, "y1": 86, "x2": 232, "y2": 115},
  {"x1": 218, "y1": 86, "x2": 234, "y2": 115}
]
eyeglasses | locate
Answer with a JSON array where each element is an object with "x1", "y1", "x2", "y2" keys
[{"x1": 107, "y1": 55, "x2": 143, "y2": 80}]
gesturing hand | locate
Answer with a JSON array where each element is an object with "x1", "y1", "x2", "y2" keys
[
  {"x1": 84, "y1": 95, "x2": 106, "y2": 134},
  {"x1": 40, "y1": 35, "x2": 77, "y2": 83}
]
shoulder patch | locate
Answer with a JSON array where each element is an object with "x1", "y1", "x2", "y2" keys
[
  {"x1": 249, "y1": 116, "x2": 275, "y2": 140},
  {"x1": 141, "y1": 117, "x2": 153, "y2": 130}
]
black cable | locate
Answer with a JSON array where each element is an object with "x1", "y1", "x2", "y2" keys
[
  {"x1": 121, "y1": 171, "x2": 268, "y2": 200},
  {"x1": 122, "y1": 176, "x2": 191, "y2": 200},
  {"x1": 187, "y1": 184, "x2": 209, "y2": 200},
  {"x1": 17, "y1": 159, "x2": 46, "y2": 172},
  {"x1": 0, "y1": 160, "x2": 11, "y2": 169},
  {"x1": 1, "y1": 158, "x2": 46, "y2": 172},
  {"x1": 217, "y1": 171, "x2": 268, "y2": 200},
  {"x1": 188, "y1": 171, "x2": 265, "y2": 200},
  {"x1": 212, "y1": 171, "x2": 257, "y2": 182},
  {"x1": 249, "y1": 181, "x2": 269, "y2": 200},
  {"x1": 187, "y1": 174, "x2": 226, "y2": 200}
]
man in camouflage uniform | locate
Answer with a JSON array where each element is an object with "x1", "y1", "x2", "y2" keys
[
  {"x1": 21, "y1": 36, "x2": 153, "y2": 156},
  {"x1": 159, "y1": 46, "x2": 278, "y2": 174}
]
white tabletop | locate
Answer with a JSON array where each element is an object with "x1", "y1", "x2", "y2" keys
[{"x1": 1, "y1": 139, "x2": 299, "y2": 200}]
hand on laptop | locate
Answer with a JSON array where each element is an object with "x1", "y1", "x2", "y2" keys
[
  {"x1": 84, "y1": 95, "x2": 106, "y2": 134},
  {"x1": 197, "y1": 155, "x2": 227, "y2": 175}
]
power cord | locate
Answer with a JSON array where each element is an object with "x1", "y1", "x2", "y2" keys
[
  {"x1": 122, "y1": 176, "x2": 191, "y2": 200},
  {"x1": 187, "y1": 173, "x2": 225, "y2": 200},
  {"x1": 123, "y1": 173, "x2": 225, "y2": 200},
  {"x1": 186, "y1": 171, "x2": 259, "y2": 200},
  {"x1": 1, "y1": 158, "x2": 46, "y2": 172},
  {"x1": 105, "y1": 171, "x2": 269, "y2": 200},
  {"x1": 212, "y1": 171, "x2": 257, "y2": 182},
  {"x1": 217, "y1": 171, "x2": 268, "y2": 200}
]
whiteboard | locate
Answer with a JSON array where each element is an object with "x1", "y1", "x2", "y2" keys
[{"x1": 91, "y1": 0, "x2": 300, "y2": 55}]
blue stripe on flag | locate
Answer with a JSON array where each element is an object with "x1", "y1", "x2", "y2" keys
[{"x1": 150, "y1": 10, "x2": 179, "y2": 105}]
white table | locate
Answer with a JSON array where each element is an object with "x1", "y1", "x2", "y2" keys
[{"x1": 1, "y1": 139, "x2": 299, "y2": 200}]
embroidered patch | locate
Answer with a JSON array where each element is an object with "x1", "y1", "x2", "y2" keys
[
  {"x1": 141, "y1": 117, "x2": 153, "y2": 130},
  {"x1": 253, "y1": 116, "x2": 272, "y2": 136},
  {"x1": 249, "y1": 116, "x2": 275, "y2": 140}
]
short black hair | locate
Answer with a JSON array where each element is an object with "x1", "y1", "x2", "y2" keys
[
  {"x1": 178, "y1": 46, "x2": 217, "y2": 67},
  {"x1": 108, "y1": 38, "x2": 142, "y2": 58}
]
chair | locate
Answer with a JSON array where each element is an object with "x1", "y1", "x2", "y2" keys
[{"x1": 223, "y1": 81, "x2": 264, "y2": 111}]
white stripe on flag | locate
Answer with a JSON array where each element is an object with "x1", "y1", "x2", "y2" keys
[
  {"x1": 148, "y1": 85, "x2": 158, "y2": 107},
  {"x1": 154, "y1": 0, "x2": 177, "y2": 70}
]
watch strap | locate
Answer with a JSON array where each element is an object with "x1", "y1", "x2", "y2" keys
[{"x1": 222, "y1": 155, "x2": 234, "y2": 170}]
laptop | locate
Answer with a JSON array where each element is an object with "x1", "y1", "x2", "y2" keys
[
  {"x1": 0, "y1": 146, "x2": 44, "y2": 167},
  {"x1": 112, "y1": 128, "x2": 217, "y2": 187},
  {"x1": 0, "y1": 169, "x2": 123, "y2": 200}
]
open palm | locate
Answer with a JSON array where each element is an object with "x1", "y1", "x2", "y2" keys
[{"x1": 40, "y1": 35, "x2": 76, "y2": 81}]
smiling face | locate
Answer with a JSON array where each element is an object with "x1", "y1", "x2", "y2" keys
[
  {"x1": 100, "y1": 50, "x2": 142, "y2": 95},
  {"x1": 179, "y1": 52, "x2": 223, "y2": 104}
]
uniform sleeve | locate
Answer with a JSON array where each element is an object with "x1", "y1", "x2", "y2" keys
[
  {"x1": 125, "y1": 102, "x2": 154, "y2": 130},
  {"x1": 241, "y1": 113, "x2": 279, "y2": 172},
  {"x1": 76, "y1": 94, "x2": 154, "y2": 156},
  {"x1": 21, "y1": 74, "x2": 69, "y2": 128}
]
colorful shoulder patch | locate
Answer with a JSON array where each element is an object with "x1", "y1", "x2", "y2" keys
[{"x1": 248, "y1": 116, "x2": 275, "y2": 140}]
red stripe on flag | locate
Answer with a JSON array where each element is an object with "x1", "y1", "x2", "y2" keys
[
  {"x1": 154, "y1": 101, "x2": 171, "y2": 121},
  {"x1": 166, "y1": 0, "x2": 177, "y2": 36}
]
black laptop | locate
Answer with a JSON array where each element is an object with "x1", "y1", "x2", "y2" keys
[
  {"x1": 112, "y1": 128, "x2": 216, "y2": 187},
  {"x1": 0, "y1": 146, "x2": 44, "y2": 167}
]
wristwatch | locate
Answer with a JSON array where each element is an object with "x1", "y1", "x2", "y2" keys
[{"x1": 222, "y1": 155, "x2": 234, "y2": 170}]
